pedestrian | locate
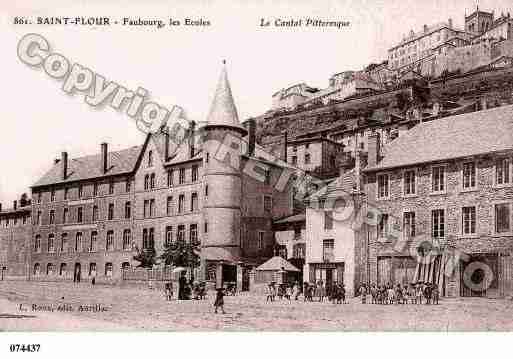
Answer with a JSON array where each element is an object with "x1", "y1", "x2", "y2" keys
[
  {"x1": 415, "y1": 282, "x2": 423, "y2": 305},
  {"x1": 424, "y1": 282, "x2": 432, "y2": 305},
  {"x1": 359, "y1": 283, "x2": 367, "y2": 304},
  {"x1": 266, "y1": 283, "x2": 274, "y2": 302},
  {"x1": 285, "y1": 284, "x2": 293, "y2": 301},
  {"x1": 395, "y1": 284, "x2": 403, "y2": 305},
  {"x1": 178, "y1": 273, "x2": 187, "y2": 300},
  {"x1": 293, "y1": 281, "x2": 301, "y2": 300},
  {"x1": 340, "y1": 283, "x2": 346, "y2": 304},
  {"x1": 214, "y1": 287, "x2": 226, "y2": 314},
  {"x1": 387, "y1": 286, "x2": 395, "y2": 305},
  {"x1": 165, "y1": 281, "x2": 173, "y2": 301},
  {"x1": 91, "y1": 276, "x2": 96, "y2": 286},
  {"x1": 432, "y1": 284, "x2": 440, "y2": 305}
]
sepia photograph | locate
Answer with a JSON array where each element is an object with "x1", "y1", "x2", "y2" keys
[{"x1": 1, "y1": 1, "x2": 513, "y2": 352}]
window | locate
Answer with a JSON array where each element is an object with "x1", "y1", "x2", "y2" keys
[
  {"x1": 324, "y1": 211, "x2": 333, "y2": 230},
  {"x1": 59, "y1": 263, "x2": 67, "y2": 276},
  {"x1": 166, "y1": 196, "x2": 173, "y2": 216},
  {"x1": 263, "y1": 195, "x2": 272, "y2": 212},
  {"x1": 142, "y1": 229, "x2": 148, "y2": 249},
  {"x1": 63, "y1": 208, "x2": 68, "y2": 224},
  {"x1": 34, "y1": 235, "x2": 41, "y2": 253},
  {"x1": 292, "y1": 156, "x2": 297, "y2": 165},
  {"x1": 143, "y1": 228, "x2": 155, "y2": 249},
  {"x1": 177, "y1": 225, "x2": 185, "y2": 243},
  {"x1": 109, "y1": 181, "x2": 114, "y2": 195},
  {"x1": 125, "y1": 201, "x2": 131, "y2": 219},
  {"x1": 205, "y1": 185, "x2": 208, "y2": 197},
  {"x1": 75, "y1": 232, "x2": 83, "y2": 252},
  {"x1": 305, "y1": 153, "x2": 311, "y2": 164},
  {"x1": 49, "y1": 210, "x2": 55, "y2": 224},
  {"x1": 293, "y1": 243, "x2": 305, "y2": 259},
  {"x1": 47, "y1": 263, "x2": 54, "y2": 276},
  {"x1": 403, "y1": 170, "x2": 416, "y2": 195},
  {"x1": 377, "y1": 174, "x2": 389, "y2": 199},
  {"x1": 121, "y1": 262, "x2": 130, "y2": 271},
  {"x1": 22, "y1": 215, "x2": 27, "y2": 225},
  {"x1": 462, "y1": 206, "x2": 476, "y2": 235},
  {"x1": 432, "y1": 166, "x2": 445, "y2": 192},
  {"x1": 64, "y1": 188, "x2": 69, "y2": 200},
  {"x1": 149, "y1": 228, "x2": 154, "y2": 249},
  {"x1": 143, "y1": 200, "x2": 149, "y2": 218},
  {"x1": 190, "y1": 224, "x2": 198, "y2": 245},
  {"x1": 89, "y1": 263, "x2": 96, "y2": 277},
  {"x1": 50, "y1": 190, "x2": 55, "y2": 202},
  {"x1": 204, "y1": 222, "x2": 208, "y2": 233},
  {"x1": 60, "y1": 233, "x2": 68, "y2": 252},
  {"x1": 36, "y1": 210, "x2": 41, "y2": 225},
  {"x1": 78, "y1": 185, "x2": 83, "y2": 199},
  {"x1": 125, "y1": 179, "x2": 131, "y2": 193},
  {"x1": 123, "y1": 229, "x2": 131, "y2": 250},
  {"x1": 378, "y1": 214, "x2": 389, "y2": 238},
  {"x1": 462, "y1": 162, "x2": 476, "y2": 189},
  {"x1": 148, "y1": 150, "x2": 153, "y2": 167},
  {"x1": 106, "y1": 230, "x2": 114, "y2": 251},
  {"x1": 37, "y1": 192, "x2": 41, "y2": 204},
  {"x1": 167, "y1": 169, "x2": 173, "y2": 187},
  {"x1": 403, "y1": 212, "x2": 416, "y2": 237},
  {"x1": 192, "y1": 165, "x2": 198, "y2": 182},
  {"x1": 496, "y1": 158, "x2": 510, "y2": 185},
  {"x1": 264, "y1": 169, "x2": 271, "y2": 185},
  {"x1": 432, "y1": 209, "x2": 445, "y2": 238},
  {"x1": 258, "y1": 231, "x2": 264, "y2": 250},
  {"x1": 191, "y1": 192, "x2": 198, "y2": 212},
  {"x1": 93, "y1": 183, "x2": 98, "y2": 197},
  {"x1": 322, "y1": 239, "x2": 334, "y2": 262},
  {"x1": 90, "y1": 231, "x2": 97, "y2": 252},
  {"x1": 495, "y1": 203, "x2": 510, "y2": 233},
  {"x1": 144, "y1": 175, "x2": 149, "y2": 190},
  {"x1": 92, "y1": 206, "x2": 98, "y2": 222},
  {"x1": 77, "y1": 207, "x2": 83, "y2": 223},
  {"x1": 179, "y1": 168, "x2": 185, "y2": 184},
  {"x1": 178, "y1": 194, "x2": 185, "y2": 213},
  {"x1": 33, "y1": 263, "x2": 40, "y2": 276},
  {"x1": 165, "y1": 226, "x2": 173, "y2": 247},
  {"x1": 108, "y1": 203, "x2": 114, "y2": 220},
  {"x1": 105, "y1": 262, "x2": 113, "y2": 277},
  {"x1": 206, "y1": 153, "x2": 209, "y2": 163},
  {"x1": 48, "y1": 234, "x2": 55, "y2": 253},
  {"x1": 149, "y1": 199, "x2": 155, "y2": 217},
  {"x1": 150, "y1": 173, "x2": 155, "y2": 189}
]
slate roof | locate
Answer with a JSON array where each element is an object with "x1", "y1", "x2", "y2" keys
[
  {"x1": 365, "y1": 105, "x2": 513, "y2": 172},
  {"x1": 32, "y1": 145, "x2": 142, "y2": 187},
  {"x1": 256, "y1": 256, "x2": 300, "y2": 272},
  {"x1": 274, "y1": 213, "x2": 306, "y2": 224},
  {"x1": 307, "y1": 169, "x2": 357, "y2": 200}
]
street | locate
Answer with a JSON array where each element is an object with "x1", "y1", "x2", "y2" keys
[{"x1": 1, "y1": 281, "x2": 513, "y2": 331}]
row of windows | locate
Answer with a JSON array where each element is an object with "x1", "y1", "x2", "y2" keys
[
  {"x1": 144, "y1": 166, "x2": 200, "y2": 191},
  {"x1": 376, "y1": 203, "x2": 513, "y2": 240},
  {"x1": 291, "y1": 153, "x2": 311, "y2": 166},
  {"x1": 32, "y1": 262, "x2": 129, "y2": 277},
  {"x1": 376, "y1": 159, "x2": 512, "y2": 199},
  {"x1": 33, "y1": 229, "x2": 132, "y2": 253},
  {"x1": 35, "y1": 202, "x2": 132, "y2": 225},
  {"x1": 36, "y1": 180, "x2": 130, "y2": 204},
  {"x1": 1, "y1": 214, "x2": 30, "y2": 228}
]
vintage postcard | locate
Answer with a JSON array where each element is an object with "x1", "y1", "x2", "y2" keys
[{"x1": 1, "y1": 0, "x2": 513, "y2": 346}]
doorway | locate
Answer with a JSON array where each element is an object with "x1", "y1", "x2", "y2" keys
[{"x1": 74, "y1": 263, "x2": 82, "y2": 283}]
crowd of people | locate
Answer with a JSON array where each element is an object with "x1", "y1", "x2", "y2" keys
[
  {"x1": 265, "y1": 280, "x2": 347, "y2": 304},
  {"x1": 358, "y1": 282, "x2": 440, "y2": 305}
]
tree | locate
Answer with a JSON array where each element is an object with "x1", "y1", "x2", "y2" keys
[
  {"x1": 160, "y1": 239, "x2": 200, "y2": 269},
  {"x1": 132, "y1": 246, "x2": 157, "y2": 268}
]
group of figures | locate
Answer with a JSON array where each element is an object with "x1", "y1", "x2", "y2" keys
[
  {"x1": 265, "y1": 280, "x2": 347, "y2": 304},
  {"x1": 163, "y1": 275, "x2": 207, "y2": 301},
  {"x1": 358, "y1": 282, "x2": 440, "y2": 305}
]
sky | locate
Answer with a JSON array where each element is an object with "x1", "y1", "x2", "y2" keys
[{"x1": 0, "y1": 0, "x2": 511, "y2": 205}]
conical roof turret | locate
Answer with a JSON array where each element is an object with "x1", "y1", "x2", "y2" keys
[{"x1": 205, "y1": 61, "x2": 247, "y2": 134}]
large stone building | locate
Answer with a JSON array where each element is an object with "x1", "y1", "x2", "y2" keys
[
  {"x1": 363, "y1": 105, "x2": 513, "y2": 298},
  {"x1": 18, "y1": 64, "x2": 295, "y2": 289},
  {"x1": 0, "y1": 200, "x2": 31, "y2": 280}
]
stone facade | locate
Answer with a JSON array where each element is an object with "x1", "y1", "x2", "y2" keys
[{"x1": 0, "y1": 204, "x2": 31, "y2": 280}]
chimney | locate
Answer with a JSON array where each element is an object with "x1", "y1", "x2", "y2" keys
[
  {"x1": 61, "y1": 152, "x2": 68, "y2": 180},
  {"x1": 247, "y1": 118, "x2": 256, "y2": 157},
  {"x1": 101, "y1": 142, "x2": 108, "y2": 174},
  {"x1": 189, "y1": 121, "x2": 196, "y2": 159},
  {"x1": 164, "y1": 126, "x2": 170, "y2": 161},
  {"x1": 423, "y1": 24, "x2": 428, "y2": 33},
  {"x1": 448, "y1": 18, "x2": 453, "y2": 29},
  {"x1": 367, "y1": 132, "x2": 381, "y2": 167},
  {"x1": 281, "y1": 131, "x2": 288, "y2": 162},
  {"x1": 0, "y1": 203, "x2": 2, "y2": 212},
  {"x1": 13, "y1": 200, "x2": 17, "y2": 210}
]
